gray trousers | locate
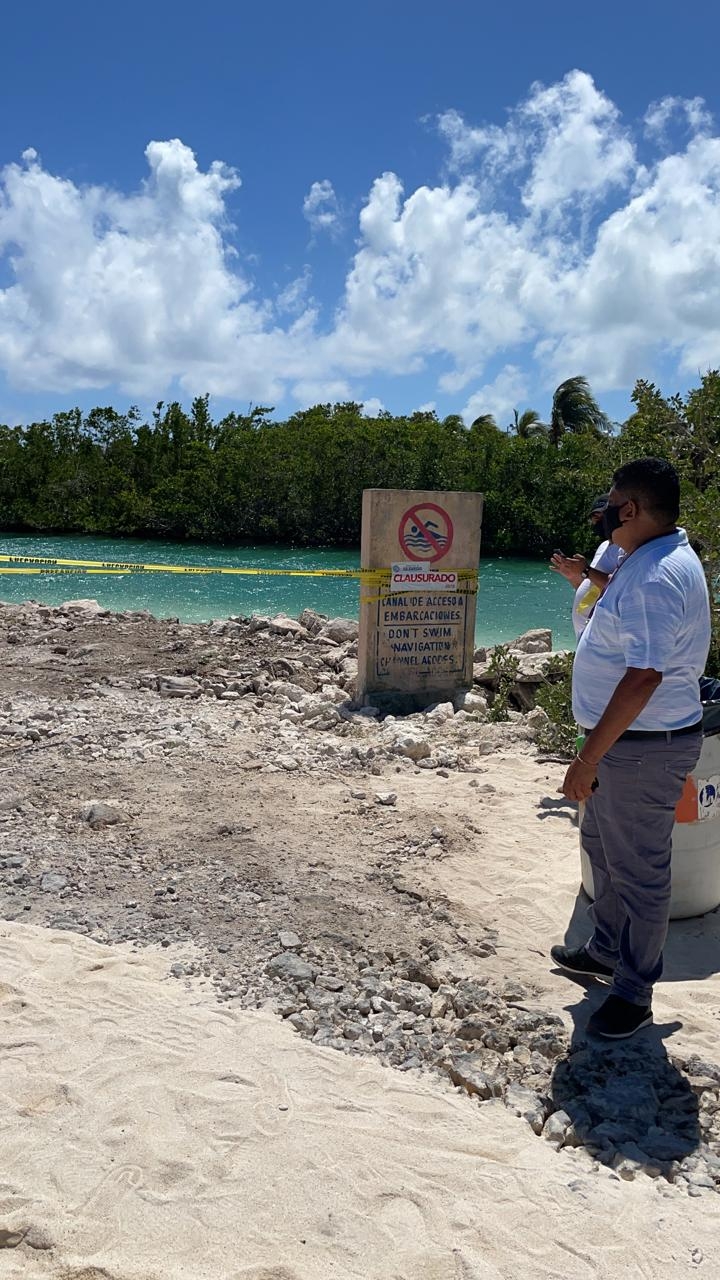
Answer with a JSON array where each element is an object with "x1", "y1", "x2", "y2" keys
[{"x1": 581, "y1": 732, "x2": 703, "y2": 1006}]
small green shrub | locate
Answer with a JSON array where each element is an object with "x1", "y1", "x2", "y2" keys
[
  {"x1": 487, "y1": 645, "x2": 520, "y2": 722},
  {"x1": 534, "y1": 652, "x2": 576, "y2": 756}
]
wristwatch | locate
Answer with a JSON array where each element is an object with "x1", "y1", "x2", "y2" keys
[{"x1": 581, "y1": 566, "x2": 590, "y2": 579}]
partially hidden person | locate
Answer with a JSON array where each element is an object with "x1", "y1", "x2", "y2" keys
[
  {"x1": 552, "y1": 458, "x2": 711, "y2": 1039},
  {"x1": 550, "y1": 494, "x2": 623, "y2": 638}
]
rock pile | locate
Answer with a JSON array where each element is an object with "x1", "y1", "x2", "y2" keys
[
  {"x1": 259, "y1": 939, "x2": 720, "y2": 1195},
  {"x1": 0, "y1": 600, "x2": 555, "y2": 780}
]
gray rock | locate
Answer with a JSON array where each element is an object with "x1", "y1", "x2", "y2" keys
[
  {"x1": 61, "y1": 598, "x2": 103, "y2": 615},
  {"x1": 456, "y1": 1015, "x2": 487, "y2": 1042},
  {"x1": 298, "y1": 608, "x2": 328, "y2": 636},
  {"x1": 613, "y1": 1156, "x2": 638, "y2": 1181},
  {"x1": 515, "y1": 652, "x2": 569, "y2": 683},
  {"x1": 265, "y1": 952, "x2": 315, "y2": 983},
  {"x1": 278, "y1": 929, "x2": 301, "y2": 950},
  {"x1": 375, "y1": 792, "x2": 397, "y2": 806},
  {"x1": 430, "y1": 987, "x2": 454, "y2": 1019},
  {"x1": 453, "y1": 980, "x2": 492, "y2": 1018},
  {"x1": 159, "y1": 676, "x2": 201, "y2": 698},
  {"x1": 288, "y1": 1011, "x2": 317, "y2": 1034},
  {"x1": 616, "y1": 1142, "x2": 663, "y2": 1177},
  {"x1": 404, "y1": 959, "x2": 440, "y2": 991},
  {"x1": 508, "y1": 628, "x2": 553, "y2": 654},
  {"x1": 82, "y1": 801, "x2": 124, "y2": 828},
  {"x1": 318, "y1": 618, "x2": 359, "y2": 645},
  {"x1": 390, "y1": 734, "x2": 431, "y2": 762},
  {"x1": 688, "y1": 1075, "x2": 719, "y2": 1097},
  {"x1": 685, "y1": 1170, "x2": 715, "y2": 1190},
  {"x1": 446, "y1": 1054, "x2": 497, "y2": 1100},
  {"x1": 276, "y1": 755, "x2": 300, "y2": 771},
  {"x1": 391, "y1": 981, "x2": 433, "y2": 1017},
  {"x1": 588, "y1": 1120, "x2": 642, "y2": 1146},
  {"x1": 453, "y1": 690, "x2": 489, "y2": 715},
  {"x1": 41, "y1": 872, "x2": 69, "y2": 893},
  {"x1": 424, "y1": 701, "x2": 455, "y2": 723},
  {"x1": 306, "y1": 989, "x2": 337, "y2": 1013},
  {"x1": 316, "y1": 974, "x2": 344, "y2": 992},
  {"x1": 643, "y1": 1131, "x2": 697, "y2": 1164},
  {"x1": 269, "y1": 681, "x2": 307, "y2": 704},
  {"x1": 505, "y1": 1083, "x2": 547, "y2": 1135},
  {"x1": 268, "y1": 616, "x2": 309, "y2": 638},
  {"x1": 542, "y1": 1110, "x2": 572, "y2": 1146}
]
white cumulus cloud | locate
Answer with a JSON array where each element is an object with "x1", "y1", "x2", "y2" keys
[
  {"x1": 1, "y1": 73, "x2": 720, "y2": 412},
  {"x1": 302, "y1": 179, "x2": 340, "y2": 234},
  {"x1": 644, "y1": 95, "x2": 713, "y2": 142},
  {"x1": 361, "y1": 397, "x2": 385, "y2": 416},
  {"x1": 0, "y1": 139, "x2": 312, "y2": 400},
  {"x1": 461, "y1": 366, "x2": 529, "y2": 427},
  {"x1": 438, "y1": 70, "x2": 635, "y2": 216}
]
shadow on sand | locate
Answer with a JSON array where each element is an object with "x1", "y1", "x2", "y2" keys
[{"x1": 548, "y1": 979, "x2": 702, "y2": 1176}]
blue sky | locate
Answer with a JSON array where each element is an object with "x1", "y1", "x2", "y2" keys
[{"x1": 1, "y1": 0, "x2": 719, "y2": 429}]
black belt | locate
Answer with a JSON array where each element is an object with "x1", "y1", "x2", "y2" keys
[{"x1": 582, "y1": 721, "x2": 702, "y2": 742}]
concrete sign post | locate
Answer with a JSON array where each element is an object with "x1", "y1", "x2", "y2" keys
[{"x1": 358, "y1": 489, "x2": 483, "y2": 711}]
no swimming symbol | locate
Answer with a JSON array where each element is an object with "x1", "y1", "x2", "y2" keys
[{"x1": 398, "y1": 503, "x2": 454, "y2": 564}]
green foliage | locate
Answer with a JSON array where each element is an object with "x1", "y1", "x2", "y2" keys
[
  {"x1": 0, "y1": 373, "x2": 717, "y2": 670},
  {"x1": 549, "y1": 376, "x2": 610, "y2": 448},
  {"x1": 0, "y1": 393, "x2": 609, "y2": 554},
  {"x1": 619, "y1": 372, "x2": 720, "y2": 676},
  {"x1": 534, "y1": 653, "x2": 577, "y2": 756},
  {"x1": 511, "y1": 408, "x2": 548, "y2": 440},
  {"x1": 487, "y1": 646, "x2": 520, "y2": 722}
]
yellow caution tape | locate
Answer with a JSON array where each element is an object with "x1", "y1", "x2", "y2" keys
[
  {"x1": 0, "y1": 554, "x2": 480, "y2": 586},
  {"x1": 0, "y1": 553, "x2": 358, "y2": 578},
  {"x1": 0, "y1": 567, "x2": 130, "y2": 575}
]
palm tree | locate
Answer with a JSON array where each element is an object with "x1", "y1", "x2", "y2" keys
[
  {"x1": 549, "y1": 376, "x2": 609, "y2": 448},
  {"x1": 470, "y1": 413, "x2": 499, "y2": 431},
  {"x1": 510, "y1": 408, "x2": 548, "y2": 439}
]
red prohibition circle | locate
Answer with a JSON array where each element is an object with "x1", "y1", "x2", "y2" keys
[{"x1": 398, "y1": 503, "x2": 454, "y2": 563}]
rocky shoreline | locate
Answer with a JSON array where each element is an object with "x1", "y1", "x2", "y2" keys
[{"x1": 2, "y1": 595, "x2": 720, "y2": 1199}]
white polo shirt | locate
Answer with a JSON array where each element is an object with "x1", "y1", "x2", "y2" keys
[
  {"x1": 572, "y1": 529, "x2": 711, "y2": 731},
  {"x1": 572, "y1": 539, "x2": 624, "y2": 638}
]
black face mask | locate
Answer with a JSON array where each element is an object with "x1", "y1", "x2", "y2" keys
[{"x1": 601, "y1": 502, "x2": 625, "y2": 541}]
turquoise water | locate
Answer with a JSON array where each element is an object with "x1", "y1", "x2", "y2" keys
[{"x1": 0, "y1": 534, "x2": 577, "y2": 649}]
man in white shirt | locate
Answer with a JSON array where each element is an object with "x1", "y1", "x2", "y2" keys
[
  {"x1": 551, "y1": 458, "x2": 711, "y2": 1039},
  {"x1": 550, "y1": 494, "x2": 624, "y2": 638}
]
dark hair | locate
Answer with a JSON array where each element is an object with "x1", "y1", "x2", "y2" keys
[{"x1": 612, "y1": 457, "x2": 680, "y2": 524}]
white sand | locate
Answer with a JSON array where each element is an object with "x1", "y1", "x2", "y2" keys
[{"x1": 4, "y1": 749, "x2": 720, "y2": 1280}]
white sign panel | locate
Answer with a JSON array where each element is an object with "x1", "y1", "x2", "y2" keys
[
  {"x1": 698, "y1": 776, "x2": 720, "y2": 822},
  {"x1": 391, "y1": 562, "x2": 458, "y2": 591}
]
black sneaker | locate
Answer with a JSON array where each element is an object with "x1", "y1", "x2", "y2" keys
[
  {"x1": 550, "y1": 944, "x2": 614, "y2": 983},
  {"x1": 587, "y1": 995, "x2": 653, "y2": 1040}
]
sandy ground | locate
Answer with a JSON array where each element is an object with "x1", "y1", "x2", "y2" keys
[
  {"x1": 2, "y1": 600, "x2": 720, "y2": 1277},
  {"x1": 2, "y1": 922, "x2": 720, "y2": 1280}
]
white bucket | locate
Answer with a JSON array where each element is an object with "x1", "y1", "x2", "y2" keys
[{"x1": 579, "y1": 732, "x2": 720, "y2": 920}]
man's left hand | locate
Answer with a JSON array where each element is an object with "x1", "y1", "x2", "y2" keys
[{"x1": 560, "y1": 756, "x2": 598, "y2": 802}]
